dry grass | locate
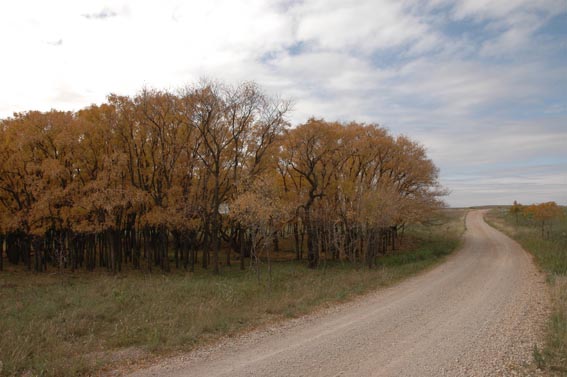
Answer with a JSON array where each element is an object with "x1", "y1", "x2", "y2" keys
[
  {"x1": 548, "y1": 276, "x2": 567, "y2": 375},
  {"x1": 486, "y1": 208, "x2": 567, "y2": 375},
  {"x1": 0, "y1": 209, "x2": 466, "y2": 377}
]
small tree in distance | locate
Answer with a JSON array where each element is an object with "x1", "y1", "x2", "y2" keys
[
  {"x1": 523, "y1": 202, "x2": 564, "y2": 239},
  {"x1": 510, "y1": 200, "x2": 523, "y2": 225}
]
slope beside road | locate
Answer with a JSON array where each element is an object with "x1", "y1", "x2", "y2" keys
[{"x1": 128, "y1": 210, "x2": 548, "y2": 377}]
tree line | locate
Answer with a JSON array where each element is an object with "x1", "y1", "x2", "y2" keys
[
  {"x1": 0, "y1": 80, "x2": 445, "y2": 273},
  {"x1": 509, "y1": 201, "x2": 564, "y2": 238}
]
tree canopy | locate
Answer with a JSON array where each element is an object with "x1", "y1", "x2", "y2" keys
[{"x1": 0, "y1": 80, "x2": 445, "y2": 273}]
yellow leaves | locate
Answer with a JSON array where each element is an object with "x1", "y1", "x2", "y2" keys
[
  {"x1": 524, "y1": 201, "x2": 564, "y2": 222},
  {"x1": 0, "y1": 80, "x2": 444, "y2": 242},
  {"x1": 230, "y1": 174, "x2": 290, "y2": 230},
  {"x1": 277, "y1": 119, "x2": 444, "y2": 228},
  {"x1": 358, "y1": 186, "x2": 399, "y2": 227},
  {"x1": 510, "y1": 200, "x2": 523, "y2": 215},
  {"x1": 40, "y1": 158, "x2": 66, "y2": 181},
  {"x1": 140, "y1": 207, "x2": 169, "y2": 227}
]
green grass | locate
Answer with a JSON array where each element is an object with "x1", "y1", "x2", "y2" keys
[
  {"x1": 486, "y1": 208, "x2": 567, "y2": 375},
  {"x1": 0, "y1": 209, "x2": 466, "y2": 377}
]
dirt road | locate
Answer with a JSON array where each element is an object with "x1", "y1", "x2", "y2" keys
[{"x1": 129, "y1": 210, "x2": 548, "y2": 377}]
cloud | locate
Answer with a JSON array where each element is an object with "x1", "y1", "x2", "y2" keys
[
  {"x1": 448, "y1": 0, "x2": 565, "y2": 21},
  {"x1": 82, "y1": 7, "x2": 118, "y2": 20},
  {"x1": 445, "y1": 165, "x2": 567, "y2": 207},
  {"x1": 291, "y1": 0, "x2": 431, "y2": 53},
  {"x1": 46, "y1": 38, "x2": 63, "y2": 46}
]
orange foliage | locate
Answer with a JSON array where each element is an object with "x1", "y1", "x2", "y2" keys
[{"x1": 0, "y1": 80, "x2": 444, "y2": 272}]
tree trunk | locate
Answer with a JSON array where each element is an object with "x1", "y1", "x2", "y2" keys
[
  {"x1": 212, "y1": 214, "x2": 220, "y2": 274},
  {"x1": 226, "y1": 245, "x2": 231, "y2": 267},
  {"x1": 273, "y1": 232, "x2": 279, "y2": 253},
  {"x1": 293, "y1": 221, "x2": 301, "y2": 260},
  {"x1": 0, "y1": 236, "x2": 3, "y2": 271},
  {"x1": 240, "y1": 230, "x2": 245, "y2": 271},
  {"x1": 306, "y1": 211, "x2": 318, "y2": 269},
  {"x1": 391, "y1": 227, "x2": 397, "y2": 251}
]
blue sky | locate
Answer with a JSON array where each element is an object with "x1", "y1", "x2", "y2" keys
[{"x1": 0, "y1": 0, "x2": 565, "y2": 207}]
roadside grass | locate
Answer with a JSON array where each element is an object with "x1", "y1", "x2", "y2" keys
[
  {"x1": 0, "y1": 209, "x2": 466, "y2": 377},
  {"x1": 486, "y1": 208, "x2": 567, "y2": 375}
]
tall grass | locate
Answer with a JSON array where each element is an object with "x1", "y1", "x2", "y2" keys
[
  {"x1": 487, "y1": 208, "x2": 567, "y2": 375},
  {"x1": 0, "y1": 209, "x2": 466, "y2": 377}
]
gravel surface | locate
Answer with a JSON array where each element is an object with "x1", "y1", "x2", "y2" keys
[{"x1": 126, "y1": 210, "x2": 549, "y2": 377}]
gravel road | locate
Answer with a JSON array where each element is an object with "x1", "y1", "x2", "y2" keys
[{"x1": 128, "y1": 210, "x2": 548, "y2": 377}]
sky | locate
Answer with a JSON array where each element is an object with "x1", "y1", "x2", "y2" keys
[{"x1": 0, "y1": 0, "x2": 565, "y2": 207}]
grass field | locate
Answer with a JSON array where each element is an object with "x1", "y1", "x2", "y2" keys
[
  {"x1": 486, "y1": 208, "x2": 567, "y2": 375},
  {"x1": 0, "y1": 209, "x2": 466, "y2": 377}
]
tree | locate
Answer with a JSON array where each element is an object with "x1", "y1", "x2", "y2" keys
[
  {"x1": 0, "y1": 80, "x2": 444, "y2": 274},
  {"x1": 230, "y1": 175, "x2": 289, "y2": 285},
  {"x1": 277, "y1": 120, "x2": 444, "y2": 268},
  {"x1": 187, "y1": 81, "x2": 289, "y2": 273},
  {"x1": 524, "y1": 202, "x2": 564, "y2": 238},
  {"x1": 279, "y1": 119, "x2": 347, "y2": 268},
  {"x1": 510, "y1": 200, "x2": 523, "y2": 225}
]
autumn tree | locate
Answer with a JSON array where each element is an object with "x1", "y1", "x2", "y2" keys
[
  {"x1": 278, "y1": 119, "x2": 347, "y2": 268},
  {"x1": 186, "y1": 81, "x2": 289, "y2": 273},
  {"x1": 510, "y1": 200, "x2": 523, "y2": 225},
  {"x1": 524, "y1": 202, "x2": 564, "y2": 238},
  {"x1": 277, "y1": 119, "x2": 444, "y2": 268},
  {"x1": 230, "y1": 174, "x2": 289, "y2": 284},
  {"x1": 0, "y1": 80, "x2": 443, "y2": 274}
]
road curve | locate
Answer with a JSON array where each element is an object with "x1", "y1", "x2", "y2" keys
[{"x1": 129, "y1": 210, "x2": 548, "y2": 377}]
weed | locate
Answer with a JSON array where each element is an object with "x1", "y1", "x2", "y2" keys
[{"x1": 533, "y1": 344, "x2": 545, "y2": 369}]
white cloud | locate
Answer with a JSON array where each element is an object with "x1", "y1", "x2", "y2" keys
[
  {"x1": 450, "y1": 0, "x2": 565, "y2": 21},
  {"x1": 292, "y1": 0, "x2": 431, "y2": 53},
  {"x1": 0, "y1": 0, "x2": 294, "y2": 114}
]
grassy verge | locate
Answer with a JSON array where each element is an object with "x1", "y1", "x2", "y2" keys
[
  {"x1": 486, "y1": 208, "x2": 567, "y2": 375},
  {"x1": 0, "y1": 209, "x2": 466, "y2": 377}
]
